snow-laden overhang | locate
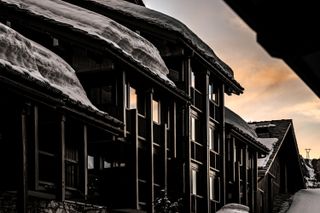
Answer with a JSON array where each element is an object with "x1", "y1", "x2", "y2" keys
[
  {"x1": 225, "y1": 107, "x2": 269, "y2": 154},
  {"x1": 0, "y1": 22, "x2": 122, "y2": 129},
  {"x1": 62, "y1": 0, "x2": 244, "y2": 94},
  {"x1": 0, "y1": 0, "x2": 177, "y2": 90}
]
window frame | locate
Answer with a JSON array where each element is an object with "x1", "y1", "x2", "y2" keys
[
  {"x1": 191, "y1": 164, "x2": 199, "y2": 195},
  {"x1": 208, "y1": 82, "x2": 219, "y2": 105},
  {"x1": 152, "y1": 99, "x2": 161, "y2": 124}
]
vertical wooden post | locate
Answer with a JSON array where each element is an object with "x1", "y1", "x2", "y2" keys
[
  {"x1": 184, "y1": 104, "x2": 191, "y2": 213},
  {"x1": 18, "y1": 107, "x2": 28, "y2": 213},
  {"x1": 172, "y1": 101, "x2": 177, "y2": 159},
  {"x1": 244, "y1": 145, "x2": 248, "y2": 205},
  {"x1": 57, "y1": 115, "x2": 66, "y2": 201},
  {"x1": 129, "y1": 109, "x2": 139, "y2": 209},
  {"x1": 254, "y1": 152, "x2": 258, "y2": 213},
  {"x1": 34, "y1": 106, "x2": 39, "y2": 190},
  {"x1": 83, "y1": 125, "x2": 88, "y2": 199},
  {"x1": 235, "y1": 162, "x2": 241, "y2": 203},
  {"x1": 146, "y1": 90, "x2": 154, "y2": 213},
  {"x1": 204, "y1": 71, "x2": 210, "y2": 213},
  {"x1": 119, "y1": 70, "x2": 127, "y2": 137},
  {"x1": 163, "y1": 124, "x2": 168, "y2": 191},
  {"x1": 220, "y1": 84, "x2": 226, "y2": 205},
  {"x1": 183, "y1": 55, "x2": 192, "y2": 213}
]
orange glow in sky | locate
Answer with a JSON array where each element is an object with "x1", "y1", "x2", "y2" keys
[{"x1": 145, "y1": 0, "x2": 320, "y2": 159}]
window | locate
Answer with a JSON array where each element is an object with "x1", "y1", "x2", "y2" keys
[
  {"x1": 38, "y1": 107, "x2": 59, "y2": 186},
  {"x1": 213, "y1": 174, "x2": 221, "y2": 202},
  {"x1": 153, "y1": 99, "x2": 160, "y2": 124},
  {"x1": 210, "y1": 172, "x2": 220, "y2": 202},
  {"x1": 237, "y1": 146, "x2": 243, "y2": 165},
  {"x1": 128, "y1": 86, "x2": 137, "y2": 109},
  {"x1": 209, "y1": 125, "x2": 219, "y2": 153},
  {"x1": 191, "y1": 117, "x2": 196, "y2": 141},
  {"x1": 192, "y1": 169, "x2": 197, "y2": 195},
  {"x1": 208, "y1": 83, "x2": 218, "y2": 104},
  {"x1": 191, "y1": 71, "x2": 195, "y2": 88},
  {"x1": 190, "y1": 113, "x2": 200, "y2": 143},
  {"x1": 209, "y1": 127, "x2": 213, "y2": 150},
  {"x1": 88, "y1": 156, "x2": 94, "y2": 169},
  {"x1": 210, "y1": 176, "x2": 214, "y2": 200},
  {"x1": 89, "y1": 85, "x2": 113, "y2": 110}
]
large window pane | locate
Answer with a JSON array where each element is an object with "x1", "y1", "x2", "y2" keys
[
  {"x1": 153, "y1": 99, "x2": 160, "y2": 124},
  {"x1": 192, "y1": 169, "x2": 197, "y2": 195},
  {"x1": 129, "y1": 86, "x2": 137, "y2": 109},
  {"x1": 191, "y1": 117, "x2": 196, "y2": 141}
]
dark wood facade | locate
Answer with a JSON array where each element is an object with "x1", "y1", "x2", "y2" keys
[
  {"x1": 0, "y1": 1, "x2": 305, "y2": 213},
  {"x1": 0, "y1": 41, "x2": 123, "y2": 212}
]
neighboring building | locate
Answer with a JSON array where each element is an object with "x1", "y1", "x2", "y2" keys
[
  {"x1": 249, "y1": 120, "x2": 306, "y2": 213},
  {"x1": 0, "y1": 1, "x2": 306, "y2": 213},
  {"x1": 225, "y1": 108, "x2": 269, "y2": 212}
]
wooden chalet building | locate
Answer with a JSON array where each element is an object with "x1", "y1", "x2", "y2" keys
[
  {"x1": 225, "y1": 108, "x2": 269, "y2": 212},
  {"x1": 0, "y1": 0, "x2": 305, "y2": 213},
  {"x1": 56, "y1": 1, "x2": 244, "y2": 212},
  {"x1": 249, "y1": 120, "x2": 306, "y2": 213}
]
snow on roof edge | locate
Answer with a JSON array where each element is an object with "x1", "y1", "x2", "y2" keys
[
  {"x1": 78, "y1": 0, "x2": 243, "y2": 88},
  {"x1": 1, "y1": 0, "x2": 176, "y2": 89},
  {"x1": 0, "y1": 22, "x2": 122, "y2": 126}
]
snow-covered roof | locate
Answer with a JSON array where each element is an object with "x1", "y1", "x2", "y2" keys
[
  {"x1": 1, "y1": 0, "x2": 175, "y2": 88},
  {"x1": 0, "y1": 22, "x2": 121, "y2": 126},
  {"x1": 249, "y1": 120, "x2": 296, "y2": 174},
  {"x1": 225, "y1": 108, "x2": 257, "y2": 139},
  {"x1": 256, "y1": 137, "x2": 278, "y2": 168},
  {"x1": 225, "y1": 108, "x2": 269, "y2": 153},
  {"x1": 65, "y1": 0, "x2": 243, "y2": 92}
]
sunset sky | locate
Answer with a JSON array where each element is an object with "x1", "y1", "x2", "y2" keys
[{"x1": 144, "y1": 0, "x2": 320, "y2": 158}]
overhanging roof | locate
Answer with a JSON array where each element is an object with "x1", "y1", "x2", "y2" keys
[
  {"x1": 61, "y1": 0, "x2": 244, "y2": 95},
  {"x1": 224, "y1": 0, "x2": 320, "y2": 97}
]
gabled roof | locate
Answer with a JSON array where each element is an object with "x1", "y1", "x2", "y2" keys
[
  {"x1": 0, "y1": 22, "x2": 122, "y2": 130},
  {"x1": 249, "y1": 120, "x2": 301, "y2": 176},
  {"x1": 225, "y1": 108, "x2": 268, "y2": 153},
  {"x1": 0, "y1": 0, "x2": 179, "y2": 92},
  {"x1": 61, "y1": 0, "x2": 244, "y2": 94}
]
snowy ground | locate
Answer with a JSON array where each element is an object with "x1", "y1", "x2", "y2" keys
[
  {"x1": 286, "y1": 189, "x2": 320, "y2": 213},
  {"x1": 216, "y1": 203, "x2": 249, "y2": 213}
]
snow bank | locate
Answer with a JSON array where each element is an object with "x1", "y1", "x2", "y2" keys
[
  {"x1": 0, "y1": 22, "x2": 95, "y2": 109},
  {"x1": 287, "y1": 189, "x2": 320, "y2": 213},
  {"x1": 257, "y1": 137, "x2": 278, "y2": 168},
  {"x1": 86, "y1": 0, "x2": 235, "y2": 79},
  {"x1": 216, "y1": 203, "x2": 249, "y2": 213},
  {"x1": 1, "y1": 0, "x2": 174, "y2": 87},
  {"x1": 304, "y1": 159, "x2": 318, "y2": 188}
]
